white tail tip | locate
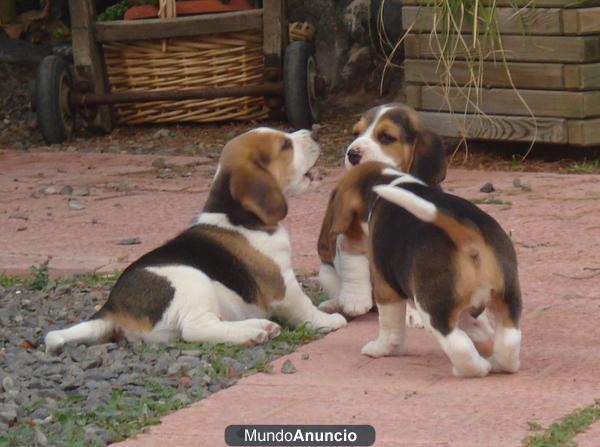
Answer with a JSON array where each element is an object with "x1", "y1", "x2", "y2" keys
[{"x1": 373, "y1": 185, "x2": 437, "y2": 222}]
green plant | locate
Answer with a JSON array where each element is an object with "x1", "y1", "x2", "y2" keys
[
  {"x1": 98, "y1": 0, "x2": 130, "y2": 21},
  {"x1": 524, "y1": 400, "x2": 600, "y2": 447},
  {"x1": 28, "y1": 258, "x2": 50, "y2": 290}
]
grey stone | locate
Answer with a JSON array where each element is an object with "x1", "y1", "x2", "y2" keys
[
  {"x1": 81, "y1": 357, "x2": 102, "y2": 370},
  {"x1": 0, "y1": 405, "x2": 17, "y2": 423},
  {"x1": 85, "y1": 369, "x2": 118, "y2": 381},
  {"x1": 54, "y1": 284, "x2": 72, "y2": 295},
  {"x1": 480, "y1": 182, "x2": 495, "y2": 193},
  {"x1": 35, "y1": 428, "x2": 48, "y2": 446},
  {"x1": 117, "y1": 237, "x2": 141, "y2": 245},
  {"x1": 43, "y1": 186, "x2": 58, "y2": 195},
  {"x1": 172, "y1": 392, "x2": 191, "y2": 406},
  {"x1": 68, "y1": 199, "x2": 85, "y2": 210},
  {"x1": 152, "y1": 157, "x2": 167, "y2": 169},
  {"x1": 72, "y1": 186, "x2": 90, "y2": 197},
  {"x1": 59, "y1": 185, "x2": 73, "y2": 195},
  {"x1": 301, "y1": 352, "x2": 310, "y2": 360},
  {"x1": 2, "y1": 376, "x2": 19, "y2": 393},
  {"x1": 280, "y1": 359, "x2": 297, "y2": 374},
  {"x1": 152, "y1": 128, "x2": 171, "y2": 139}
]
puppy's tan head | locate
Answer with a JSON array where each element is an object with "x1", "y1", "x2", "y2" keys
[
  {"x1": 345, "y1": 103, "x2": 447, "y2": 186},
  {"x1": 205, "y1": 127, "x2": 320, "y2": 229}
]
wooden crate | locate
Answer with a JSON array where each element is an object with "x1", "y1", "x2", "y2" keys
[{"x1": 402, "y1": 0, "x2": 600, "y2": 146}]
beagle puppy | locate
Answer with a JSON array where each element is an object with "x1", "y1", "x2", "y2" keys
[
  {"x1": 326, "y1": 161, "x2": 522, "y2": 377},
  {"x1": 318, "y1": 103, "x2": 447, "y2": 318},
  {"x1": 45, "y1": 128, "x2": 346, "y2": 353}
]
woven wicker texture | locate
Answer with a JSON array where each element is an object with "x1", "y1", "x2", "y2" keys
[{"x1": 103, "y1": 32, "x2": 268, "y2": 124}]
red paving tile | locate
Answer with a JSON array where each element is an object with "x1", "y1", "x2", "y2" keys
[{"x1": 2, "y1": 150, "x2": 600, "y2": 445}]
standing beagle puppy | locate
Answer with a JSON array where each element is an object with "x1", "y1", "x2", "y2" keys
[
  {"x1": 325, "y1": 161, "x2": 522, "y2": 377},
  {"x1": 318, "y1": 103, "x2": 447, "y2": 318},
  {"x1": 45, "y1": 128, "x2": 346, "y2": 353}
]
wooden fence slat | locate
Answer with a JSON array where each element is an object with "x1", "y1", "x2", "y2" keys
[
  {"x1": 404, "y1": 34, "x2": 600, "y2": 63},
  {"x1": 404, "y1": 59, "x2": 600, "y2": 90},
  {"x1": 562, "y1": 7, "x2": 600, "y2": 34},
  {"x1": 406, "y1": 85, "x2": 600, "y2": 118},
  {"x1": 567, "y1": 117, "x2": 600, "y2": 145},
  {"x1": 398, "y1": 0, "x2": 600, "y2": 9},
  {"x1": 402, "y1": 6, "x2": 563, "y2": 35},
  {"x1": 417, "y1": 111, "x2": 568, "y2": 143}
]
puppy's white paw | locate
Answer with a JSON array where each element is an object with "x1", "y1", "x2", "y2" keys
[
  {"x1": 318, "y1": 298, "x2": 342, "y2": 313},
  {"x1": 313, "y1": 312, "x2": 347, "y2": 333},
  {"x1": 361, "y1": 338, "x2": 405, "y2": 358},
  {"x1": 405, "y1": 305, "x2": 424, "y2": 328},
  {"x1": 45, "y1": 331, "x2": 65, "y2": 353},
  {"x1": 341, "y1": 294, "x2": 373, "y2": 317},
  {"x1": 452, "y1": 357, "x2": 492, "y2": 378}
]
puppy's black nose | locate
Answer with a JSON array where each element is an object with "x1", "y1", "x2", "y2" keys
[{"x1": 347, "y1": 147, "x2": 362, "y2": 165}]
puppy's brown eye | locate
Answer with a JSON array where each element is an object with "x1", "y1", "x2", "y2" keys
[
  {"x1": 282, "y1": 139, "x2": 292, "y2": 150},
  {"x1": 352, "y1": 131, "x2": 360, "y2": 138},
  {"x1": 379, "y1": 132, "x2": 397, "y2": 145}
]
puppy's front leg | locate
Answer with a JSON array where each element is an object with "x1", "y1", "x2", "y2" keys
[
  {"x1": 317, "y1": 262, "x2": 342, "y2": 313},
  {"x1": 272, "y1": 274, "x2": 346, "y2": 333},
  {"x1": 335, "y1": 235, "x2": 373, "y2": 317}
]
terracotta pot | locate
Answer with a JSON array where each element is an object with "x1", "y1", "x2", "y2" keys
[{"x1": 124, "y1": 0, "x2": 255, "y2": 21}]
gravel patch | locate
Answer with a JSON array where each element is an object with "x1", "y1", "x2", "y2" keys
[{"x1": 0, "y1": 274, "x2": 321, "y2": 445}]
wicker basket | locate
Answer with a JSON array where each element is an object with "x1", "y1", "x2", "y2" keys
[{"x1": 102, "y1": 32, "x2": 268, "y2": 124}]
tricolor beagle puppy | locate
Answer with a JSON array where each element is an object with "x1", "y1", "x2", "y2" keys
[
  {"x1": 45, "y1": 128, "x2": 346, "y2": 353},
  {"x1": 325, "y1": 161, "x2": 522, "y2": 377},
  {"x1": 318, "y1": 103, "x2": 447, "y2": 319}
]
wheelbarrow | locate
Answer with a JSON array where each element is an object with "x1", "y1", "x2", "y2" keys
[{"x1": 33, "y1": 0, "x2": 324, "y2": 144}]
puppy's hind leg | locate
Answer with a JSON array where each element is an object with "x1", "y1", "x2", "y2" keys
[
  {"x1": 414, "y1": 300, "x2": 491, "y2": 378},
  {"x1": 181, "y1": 315, "x2": 270, "y2": 346},
  {"x1": 45, "y1": 318, "x2": 114, "y2": 353},
  {"x1": 489, "y1": 290, "x2": 522, "y2": 373}
]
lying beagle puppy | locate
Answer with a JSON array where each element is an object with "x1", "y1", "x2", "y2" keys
[
  {"x1": 326, "y1": 161, "x2": 522, "y2": 377},
  {"x1": 318, "y1": 103, "x2": 447, "y2": 318},
  {"x1": 45, "y1": 128, "x2": 346, "y2": 353}
]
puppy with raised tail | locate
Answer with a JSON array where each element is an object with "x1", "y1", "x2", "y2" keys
[
  {"x1": 45, "y1": 128, "x2": 346, "y2": 353},
  {"x1": 325, "y1": 161, "x2": 522, "y2": 378},
  {"x1": 318, "y1": 103, "x2": 447, "y2": 321}
]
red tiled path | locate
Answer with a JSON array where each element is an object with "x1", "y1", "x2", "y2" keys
[{"x1": 1, "y1": 150, "x2": 599, "y2": 445}]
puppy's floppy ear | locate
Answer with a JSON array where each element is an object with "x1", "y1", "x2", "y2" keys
[
  {"x1": 230, "y1": 164, "x2": 287, "y2": 226},
  {"x1": 317, "y1": 189, "x2": 338, "y2": 263},
  {"x1": 410, "y1": 129, "x2": 447, "y2": 187},
  {"x1": 330, "y1": 187, "x2": 363, "y2": 237}
]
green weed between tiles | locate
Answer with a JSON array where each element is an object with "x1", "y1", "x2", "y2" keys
[{"x1": 524, "y1": 399, "x2": 600, "y2": 447}]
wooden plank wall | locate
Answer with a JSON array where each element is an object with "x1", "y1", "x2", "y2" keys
[{"x1": 402, "y1": 2, "x2": 600, "y2": 145}]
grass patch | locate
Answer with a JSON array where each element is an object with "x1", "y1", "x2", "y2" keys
[
  {"x1": 523, "y1": 399, "x2": 600, "y2": 447},
  {"x1": 0, "y1": 267, "x2": 121, "y2": 291},
  {"x1": 565, "y1": 159, "x2": 600, "y2": 174}
]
